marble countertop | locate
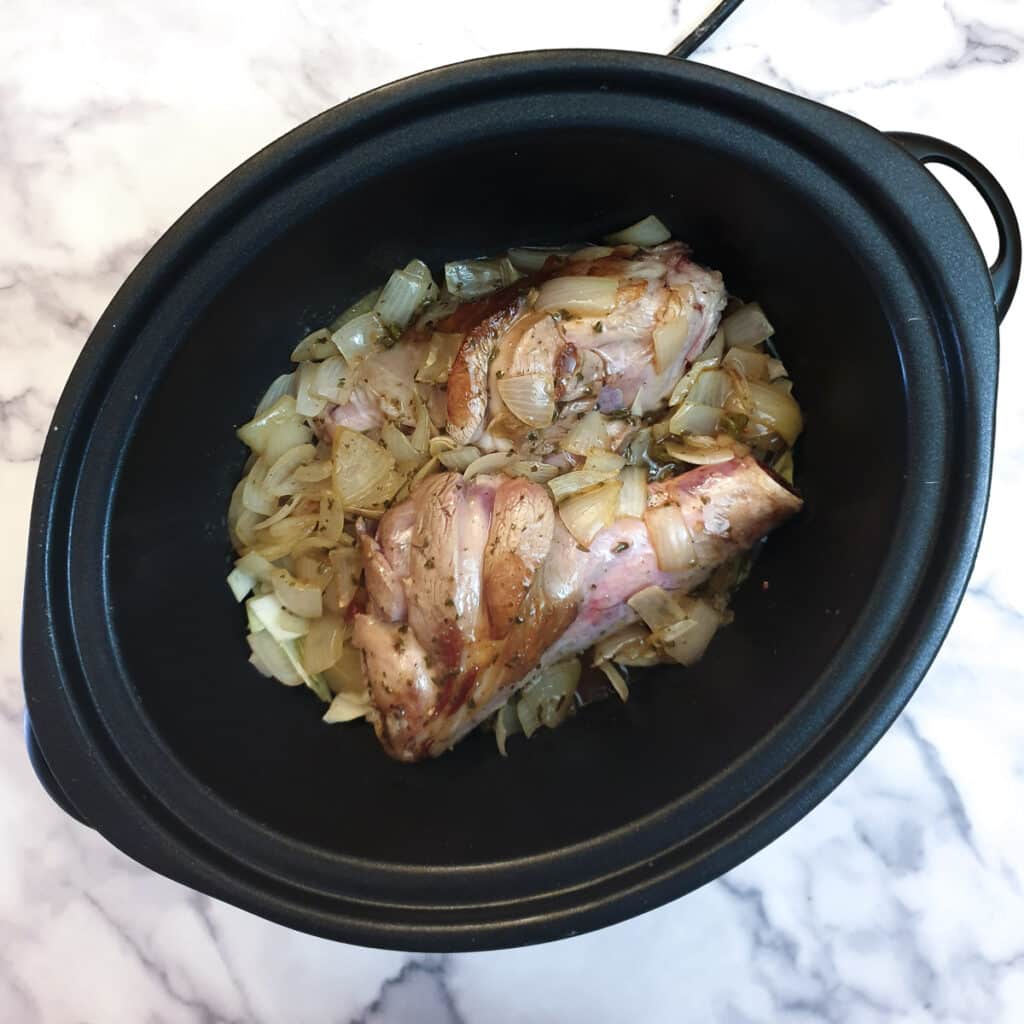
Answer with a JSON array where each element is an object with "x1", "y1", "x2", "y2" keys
[{"x1": 3, "y1": 0, "x2": 1023, "y2": 1020}]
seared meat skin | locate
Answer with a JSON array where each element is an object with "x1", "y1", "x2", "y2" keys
[{"x1": 353, "y1": 457, "x2": 801, "y2": 761}]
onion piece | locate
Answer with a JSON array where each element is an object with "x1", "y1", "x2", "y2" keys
[
  {"x1": 323, "y1": 642, "x2": 365, "y2": 696},
  {"x1": 312, "y1": 354, "x2": 353, "y2": 404},
  {"x1": 687, "y1": 368, "x2": 732, "y2": 409},
  {"x1": 592, "y1": 623, "x2": 663, "y2": 668},
  {"x1": 235, "y1": 551, "x2": 275, "y2": 581},
  {"x1": 627, "y1": 585, "x2": 687, "y2": 631},
  {"x1": 723, "y1": 303, "x2": 774, "y2": 348},
  {"x1": 327, "y1": 547, "x2": 362, "y2": 611},
  {"x1": 410, "y1": 396, "x2": 431, "y2": 455},
  {"x1": 644, "y1": 505, "x2": 698, "y2": 571},
  {"x1": 746, "y1": 380, "x2": 803, "y2": 445},
  {"x1": 293, "y1": 552, "x2": 333, "y2": 591},
  {"x1": 247, "y1": 594, "x2": 309, "y2": 642},
  {"x1": 723, "y1": 346, "x2": 772, "y2": 381},
  {"x1": 668, "y1": 403, "x2": 723, "y2": 437},
  {"x1": 247, "y1": 631, "x2": 302, "y2": 686},
  {"x1": 290, "y1": 328, "x2": 335, "y2": 363},
  {"x1": 597, "y1": 660, "x2": 629, "y2": 701},
  {"x1": 558, "y1": 479, "x2": 621, "y2": 548},
  {"x1": 301, "y1": 615, "x2": 346, "y2": 674},
  {"x1": 444, "y1": 257, "x2": 520, "y2": 299},
  {"x1": 548, "y1": 468, "x2": 616, "y2": 503},
  {"x1": 668, "y1": 329, "x2": 726, "y2": 405},
  {"x1": 429, "y1": 435, "x2": 458, "y2": 456},
  {"x1": 271, "y1": 568, "x2": 323, "y2": 619},
  {"x1": 332, "y1": 427, "x2": 404, "y2": 508},
  {"x1": 264, "y1": 443, "x2": 316, "y2": 496},
  {"x1": 509, "y1": 459, "x2": 559, "y2": 483},
  {"x1": 653, "y1": 597, "x2": 723, "y2": 666},
  {"x1": 238, "y1": 396, "x2": 297, "y2": 453},
  {"x1": 653, "y1": 313, "x2": 690, "y2": 373},
  {"x1": 438, "y1": 446, "x2": 481, "y2": 472},
  {"x1": 254, "y1": 372, "x2": 296, "y2": 416},
  {"x1": 660, "y1": 436, "x2": 746, "y2": 466},
  {"x1": 536, "y1": 276, "x2": 618, "y2": 316},
  {"x1": 331, "y1": 311, "x2": 387, "y2": 367},
  {"x1": 242, "y1": 459, "x2": 276, "y2": 515},
  {"x1": 603, "y1": 214, "x2": 671, "y2": 246},
  {"x1": 616, "y1": 466, "x2": 647, "y2": 518},
  {"x1": 496, "y1": 374, "x2": 555, "y2": 428},
  {"x1": 563, "y1": 410, "x2": 610, "y2": 455},
  {"x1": 584, "y1": 449, "x2": 625, "y2": 475},
  {"x1": 516, "y1": 659, "x2": 582, "y2": 737},
  {"x1": 292, "y1": 460, "x2": 332, "y2": 485},
  {"x1": 323, "y1": 691, "x2": 369, "y2": 723},
  {"x1": 373, "y1": 260, "x2": 437, "y2": 330},
  {"x1": 494, "y1": 700, "x2": 522, "y2": 756},
  {"x1": 623, "y1": 427, "x2": 653, "y2": 466},
  {"x1": 415, "y1": 331, "x2": 463, "y2": 384},
  {"x1": 507, "y1": 247, "x2": 561, "y2": 273},
  {"x1": 227, "y1": 566, "x2": 256, "y2": 602},
  {"x1": 464, "y1": 450, "x2": 517, "y2": 480},
  {"x1": 381, "y1": 422, "x2": 423, "y2": 469},
  {"x1": 329, "y1": 287, "x2": 382, "y2": 332}
]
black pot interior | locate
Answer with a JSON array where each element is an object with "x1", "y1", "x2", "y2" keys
[{"x1": 106, "y1": 125, "x2": 904, "y2": 867}]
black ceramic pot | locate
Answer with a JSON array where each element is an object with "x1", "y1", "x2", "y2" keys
[{"x1": 22, "y1": 51, "x2": 1020, "y2": 951}]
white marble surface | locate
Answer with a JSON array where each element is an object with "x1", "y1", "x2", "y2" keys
[{"x1": 2, "y1": 0, "x2": 1023, "y2": 1020}]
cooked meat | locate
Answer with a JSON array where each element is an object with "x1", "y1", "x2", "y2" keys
[{"x1": 353, "y1": 456, "x2": 801, "y2": 761}]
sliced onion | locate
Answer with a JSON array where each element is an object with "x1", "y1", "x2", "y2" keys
[
  {"x1": 496, "y1": 374, "x2": 555, "y2": 428},
  {"x1": 746, "y1": 380, "x2": 803, "y2": 445},
  {"x1": 723, "y1": 303, "x2": 774, "y2": 348},
  {"x1": 323, "y1": 691, "x2": 369, "y2": 723},
  {"x1": 644, "y1": 505, "x2": 698, "y2": 571},
  {"x1": 247, "y1": 594, "x2": 309, "y2": 641},
  {"x1": 571, "y1": 245, "x2": 615, "y2": 261},
  {"x1": 661, "y1": 436, "x2": 746, "y2": 465},
  {"x1": 293, "y1": 552, "x2": 333, "y2": 591},
  {"x1": 464, "y1": 450, "x2": 517, "y2": 480},
  {"x1": 332, "y1": 427, "x2": 404, "y2": 508},
  {"x1": 723, "y1": 346, "x2": 772, "y2": 381},
  {"x1": 247, "y1": 631, "x2": 303, "y2": 686},
  {"x1": 444, "y1": 257, "x2": 519, "y2": 299},
  {"x1": 238, "y1": 396, "x2": 297, "y2": 453},
  {"x1": 653, "y1": 313, "x2": 690, "y2": 373},
  {"x1": 322, "y1": 642, "x2": 365, "y2": 696},
  {"x1": 373, "y1": 261, "x2": 437, "y2": 330},
  {"x1": 592, "y1": 623, "x2": 662, "y2": 668},
  {"x1": 623, "y1": 427, "x2": 653, "y2": 466},
  {"x1": 668, "y1": 403, "x2": 723, "y2": 437},
  {"x1": 438, "y1": 446, "x2": 481, "y2": 472},
  {"x1": 597, "y1": 660, "x2": 629, "y2": 701},
  {"x1": 559, "y1": 479, "x2": 621, "y2": 548},
  {"x1": 411, "y1": 455, "x2": 441, "y2": 484},
  {"x1": 235, "y1": 551, "x2": 275, "y2": 581},
  {"x1": 415, "y1": 331, "x2": 463, "y2": 384},
  {"x1": 327, "y1": 547, "x2": 362, "y2": 610},
  {"x1": 687, "y1": 368, "x2": 731, "y2": 409},
  {"x1": 616, "y1": 466, "x2": 647, "y2": 518},
  {"x1": 563, "y1": 410, "x2": 610, "y2": 455},
  {"x1": 509, "y1": 459, "x2": 560, "y2": 483},
  {"x1": 331, "y1": 311, "x2": 387, "y2": 366},
  {"x1": 291, "y1": 328, "x2": 335, "y2": 363},
  {"x1": 507, "y1": 247, "x2": 561, "y2": 272},
  {"x1": 654, "y1": 597, "x2": 722, "y2": 666},
  {"x1": 329, "y1": 287, "x2": 382, "y2": 332},
  {"x1": 494, "y1": 700, "x2": 522, "y2": 756},
  {"x1": 271, "y1": 568, "x2": 323, "y2": 619},
  {"x1": 429, "y1": 435, "x2": 458, "y2": 456},
  {"x1": 516, "y1": 659, "x2": 581, "y2": 737},
  {"x1": 536, "y1": 276, "x2": 618, "y2": 316},
  {"x1": 548, "y1": 468, "x2": 616, "y2": 503},
  {"x1": 301, "y1": 615, "x2": 346, "y2": 673},
  {"x1": 242, "y1": 458, "x2": 276, "y2": 515},
  {"x1": 668, "y1": 330, "x2": 725, "y2": 405},
  {"x1": 264, "y1": 443, "x2": 316, "y2": 496},
  {"x1": 603, "y1": 214, "x2": 671, "y2": 246},
  {"x1": 254, "y1": 373, "x2": 297, "y2": 416},
  {"x1": 380, "y1": 422, "x2": 423, "y2": 469},
  {"x1": 627, "y1": 585, "x2": 687, "y2": 630},
  {"x1": 410, "y1": 396, "x2": 431, "y2": 455},
  {"x1": 292, "y1": 460, "x2": 332, "y2": 485},
  {"x1": 227, "y1": 566, "x2": 256, "y2": 602},
  {"x1": 584, "y1": 449, "x2": 625, "y2": 475},
  {"x1": 312, "y1": 354, "x2": 353, "y2": 404}
]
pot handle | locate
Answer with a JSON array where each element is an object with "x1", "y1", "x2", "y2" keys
[{"x1": 889, "y1": 131, "x2": 1021, "y2": 323}]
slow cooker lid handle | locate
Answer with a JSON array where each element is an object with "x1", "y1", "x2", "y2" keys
[{"x1": 887, "y1": 132, "x2": 1021, "y2": 324}]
